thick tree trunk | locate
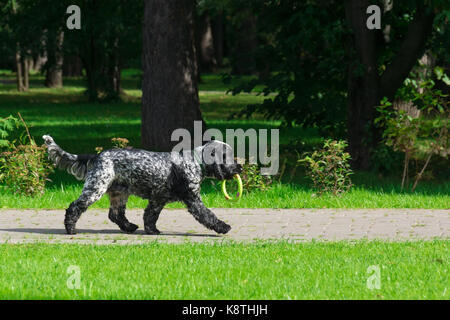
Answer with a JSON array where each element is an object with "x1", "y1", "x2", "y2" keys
[
  {"x1": 345, "y1": 0, "x2": 379, "y2": 170},
  {"x1": 45, "y1": 31, "x2": 64, "y2": 88},
  {"x1": 142, "y1": 0, "x2": 203, "y2": 151}
]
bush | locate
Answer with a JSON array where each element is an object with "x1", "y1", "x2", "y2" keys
[
  {"x1": 0, "y1": 114, "x2": 54, "y2": 196},
  {"x1": 211, "y1": 159, "x2": 273, "y2": 196},
  {"x1": 0, "y1": 115, "x2": 23, "y2": 149},
  {"x1": 299, "y1": 140, "x2": 353, "y2": 196},
  {"x1": 375, "y1": 67, "x2": 449, "y2": 191},
  {"x1": 239, "y1": 161, "x2": 273, "y2": 192},
  {"x1": 0, "y1": 144, "x2": 53, "y2": 196}
]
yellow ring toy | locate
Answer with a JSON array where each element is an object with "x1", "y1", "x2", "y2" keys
[{"x1": 221, "y1": 174, "x2": 243, "y2": 200}]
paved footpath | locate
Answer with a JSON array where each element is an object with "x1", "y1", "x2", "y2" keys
[{"x1": 0, "y1": 208, "x2": 448, "y2": 244}]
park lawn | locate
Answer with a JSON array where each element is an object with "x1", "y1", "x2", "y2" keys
[
  {"x1": 1, "y1": 179, "x2": 449, "y2": 209},
  {"x1": 0, "y1": 71, "x2": 449, "y2": 209},
  {"x1": 0, "y1": 241, "x2": 447, "y2": 300}
]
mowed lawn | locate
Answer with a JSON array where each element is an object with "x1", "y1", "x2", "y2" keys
[
  {"x1": 0, "y1": 70, "x2": 449, "y2": 209},
  {"x1": 0, "y1": 241, "x2": 447, "y2": 300}
]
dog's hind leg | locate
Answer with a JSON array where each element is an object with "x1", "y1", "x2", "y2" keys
[
  {"x1": 183, "y1": 194, "x2": 231, "y2": 234},
  {"x1": 143, "y1": 200, "x2": 166, "y2": 235},
  {"x1": 108, "y1": 191, "x2": 138, "y2": 233},
  {"x1": 65, "y1": 163, "x2": 114, "y2": 235}
]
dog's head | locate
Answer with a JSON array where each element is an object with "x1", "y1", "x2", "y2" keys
[{"x1": 195, "y1": 140, "x2": 242, "y2": 180}]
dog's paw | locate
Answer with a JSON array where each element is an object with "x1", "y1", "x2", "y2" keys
[
  {"x1": 214, "y1": 220, "x2": 231, "y2": 234},
  {"x1": 144, "y1": 226, "x2": 161, "y2": 235},
  {"x1": 120, "y1": 222, "x2": 139, "y2": 234},
  {"x1": 65, "y1": 224, "x2": 76, "y2": 235}
]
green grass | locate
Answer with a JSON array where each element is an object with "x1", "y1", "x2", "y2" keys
[
  {"x1": 0, "y1": 241, "x2": 447, "y2": 299},
  {"x1": 0, "y1": 70, "x2": 449, "y2": 209},
  {"x1": 1, "y1": 180, "x2": 449, "y2": 209},
  {"x1": 0, "y1": 71, "x2": 447, "y2": 302}
]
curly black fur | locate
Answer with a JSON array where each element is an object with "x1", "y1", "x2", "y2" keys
[{"x1": 42, "y1": 135, "x2": 242, "y2": 235}]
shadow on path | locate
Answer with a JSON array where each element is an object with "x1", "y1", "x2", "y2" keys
[{"x1": 0, "y1": 228, "x2": 221, "y2": 238}]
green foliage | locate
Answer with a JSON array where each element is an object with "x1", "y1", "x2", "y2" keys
[
  {"x1": 375, "y1": 66, "x2": 449, "y2": 191},
  {"x1": 0, "y1": 114, "x2": 53, "y2": 196},
  {"x1": 0, "y1": 0, "x2": 143, "y2": 100},
  {"x1": 224, "y1": 1, "x2": 449, "y2": 143},
  {"x1": 63, "y1": 0, "x2": 143, "y2": 101},
  {"x1": 214, "y1": 160, "x2": 273, "y2": 197},
  {"x1": 299, "y1": 140, "x2": 353, "y2": 196},
  {"x1": 371, "y1": 144, "x2": 404, "y2": 174},
  {"x1": 0, "y1": 71, "x2": 449, "y2": 209},
  {"x1": 239, "y1": 161, "x2": 273, "y2": 192},
  {"x1": 0, "y1": 144, "x2": 53, "y2": 196},
  {"x1": 0, "y1": 115, "x2": 23, "y2": 149},
  {"x1": 228, "y1": 1, "x2": 347, "y2": 136}
]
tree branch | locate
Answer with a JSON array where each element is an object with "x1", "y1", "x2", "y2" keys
[{"x1": 380, "y1": 7, "x2": 435, "y2": 100}]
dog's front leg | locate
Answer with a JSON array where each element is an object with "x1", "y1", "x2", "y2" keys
[{"x1": 184, "y1": 195, "x2": 231, "y2": 234}]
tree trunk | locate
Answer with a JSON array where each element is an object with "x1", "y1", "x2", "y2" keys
[
  {"x1": 196, "y1": 13, "x2": 217, "y2": 73},
  {"x1": 142, "y1": 0, "x2": 203, "y2": 152},
  {"x1": 344, "y1": 1, "x2": 435, "y2": 170},
  {"x1": 63, "y1": 55, "x2": 83, "y2": 77},
  {"x1": 45, "y1": 31, "x2": 64, "y2": 88},
  {"x1": 107, "y1": 36, "x2": 122, "y2": 98},
  {"x1": 33, "y1": 54, "x2": 47, "y2": 72},
  {"x1": 82, "y1": 30, "x2": 100, "y2": 101},
  {"x1": 22, "y1": 57, "x2": 30, "y2": 90},
  {"x1": 345, "y1": 0, "x2": 379, "y2": 170},
  {"x1": 15, "y1": 47, "x2": 25, "y2": 92},
  {"x1": 379, "y1": 7, "x2": 435, "y2": 100}
]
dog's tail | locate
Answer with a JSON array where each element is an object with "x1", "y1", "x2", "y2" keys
[{"x1": 43, "y1": 135, "x2": 96, "y2": 181}]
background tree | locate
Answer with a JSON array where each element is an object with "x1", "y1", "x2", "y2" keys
[
  {"x1": 141, "y1": 0, "x2": 203, "y2": 151},
  {"x1": 0, "y1": 0, "x2": 37, "y2": 91},
  {"x1": 345, "y1": 0, "x2": 437, "y2": 169},
  {"x1": 64, "y1": 0, "x2": 142, "y2": 101},
  {"x1": 229, "y1": 0, "x2": 447, "y2": 169}
]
